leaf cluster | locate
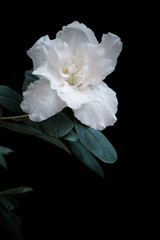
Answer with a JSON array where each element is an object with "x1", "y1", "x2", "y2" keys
[
  {"x1": 0, "y1": 70, "x2": 117, "y2": 178},
  {"x1": 0, "y1": 69, "x2": 118, "y2": 238},
  {"x1": 0, "y1": 144, "x2": 33, "y2": 240},
  {"x1": 0, "y1": 187, "x2": 33, "y2": 240}
]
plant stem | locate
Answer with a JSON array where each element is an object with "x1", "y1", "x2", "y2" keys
[{"x1": 0, "y1": 114, "x2": 28, "y2": 121}]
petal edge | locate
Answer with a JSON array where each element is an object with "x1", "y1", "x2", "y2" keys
[
  {"x1": 73, "y1": 82, "x2": 118, "y2": 130},
  {"x1": 100, "y1": 32, "x2": 122, "y2": 71},
  {"x1": 56, "y1": 21, "x2": 98, "y2": 53}
]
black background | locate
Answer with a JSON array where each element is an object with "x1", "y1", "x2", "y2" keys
[{"x1": 0, "y1": 2, "x2": 142, "y2": 239}]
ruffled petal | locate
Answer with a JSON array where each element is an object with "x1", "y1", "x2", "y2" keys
[
  {"x1": 27, "y1": 35, "x2": 54, "y2": 70},
  {"x1": 56, "y1": 21, "x2": 98, "y2": 53},
  {"x1": 33, "y1": 39, "x2": 71, "y2": 89},
  {"x1": 100, "y1": 33, "x2": 122, "y2": 71},
  {"x1": 73, "y1": 81, "x2": 118, "y2": 130},
  {"x1": 20, "y1": 79, "x2": 66, "y2": 122},
  {"x1": 75, "y1": 43, "x2": 113, "y2": 89},
  {"x1": 56, "y1": 82, "x2": 94, "y2": 110}
]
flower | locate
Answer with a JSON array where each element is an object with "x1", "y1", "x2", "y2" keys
[{"x1": 21, "y1": 21, "x2": 122, "y2": 130}]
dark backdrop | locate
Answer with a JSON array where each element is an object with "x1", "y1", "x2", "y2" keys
[{"x1": 0, "y1": 2, "x2": 141, "y2": 239}]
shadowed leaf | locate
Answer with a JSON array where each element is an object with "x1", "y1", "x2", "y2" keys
[
  {"x1": 74, "y1": 120, "x2": 117, "y2": 163},
  {"x1": 0, "y1": 86, "x2": 23, "y2": 114},
  {"x1": 67, "y1": 140, "x2": 105, "y2": 178}
]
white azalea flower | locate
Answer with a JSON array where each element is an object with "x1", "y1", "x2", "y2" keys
[{"x1": 21, "y1": 21, "x2": 122, "y2": 130}]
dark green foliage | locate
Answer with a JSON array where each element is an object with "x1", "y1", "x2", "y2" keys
[
  {"x1": 0, "y1": 86, "x2": 23, "y2": 114},
  {"x1": 0, "y1": 146, "x2": 13, "y2": 169}
]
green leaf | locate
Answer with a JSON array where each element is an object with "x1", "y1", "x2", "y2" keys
[
  {"x1": 0, "y1": 85, "x2": 23, "y2": 114},
  {"x1": 63, "y1": 130, "x2": 78, "y2": 141},
  {"x1": 0, "y1": 187, "x2": 34, "y2": 196},
  {"x1": 22, "y1": 117, "x2": 42, "y2": 130},
  {"x1": 0, "y1": 196, "x2": 22, "y2": 240},
  {"x1": 0, "y1": 120, "x2": 71, "y2": 154},
  {"x1": 22, "y1": 70, "x2": 39, "y2": 92},
  {"x1": 74, "y1": 120, "x2": 117, "y2": 164},
  {"x1": 0, "y1": 195, "x2": 20, "y2": 211},
  {"x1": 37, "y1": 134, "x2": 71, "y2": 154},
  {"x1": 0, "y1": 154, "x2": 7, "y2": 169},
  {"x1": 0, "y1": 146, "x2": 13, "y2": 169},
  {"x1": 67, "y1": 140, "x2": 105, "y2": 178},
  {"x1": 40, "y1": 112, "x2": 74, "y2": 138},
  {"x1": 0, "y1": 120, "x2": 42, "y2": 136},
  {"x1": 0, "y1": 146, "x2": 13, "y2": 155}
]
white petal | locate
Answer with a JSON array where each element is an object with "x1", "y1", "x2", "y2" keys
[
  {"x1": 27, "y1": 35, "x2": 54, "y2": 70},
  {"x1": 75, "y1": 43, "x2": 113, "y2": 89},
  {"x1": 20, "y1": 79, "x2": 66, "y2": 122},
  {"x1": 47, "y1": 39, "x2": 71, "y2": 71},
  {"x1": 73, "y1": 81, "x2": 118, "y2": 130},
  {"x1": 100, "y1": 33, "x2": 122, "y2": 71},
  {"x1": 56, "y1": 82, "x2": 94, "y2": 110},
  {"x1": 33, "y1": 62, "x2": 59, "y2": 90},
  {"x1": 56, "y1": 21, "x2": 98, "y2": 53},
  {"x1": 33, "y1": 39, "x2": 71, "y2": 89}
]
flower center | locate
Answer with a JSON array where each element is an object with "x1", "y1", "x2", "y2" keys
[{"x1": 62, "y1": 59, "x2": 80, "y2": 86}]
